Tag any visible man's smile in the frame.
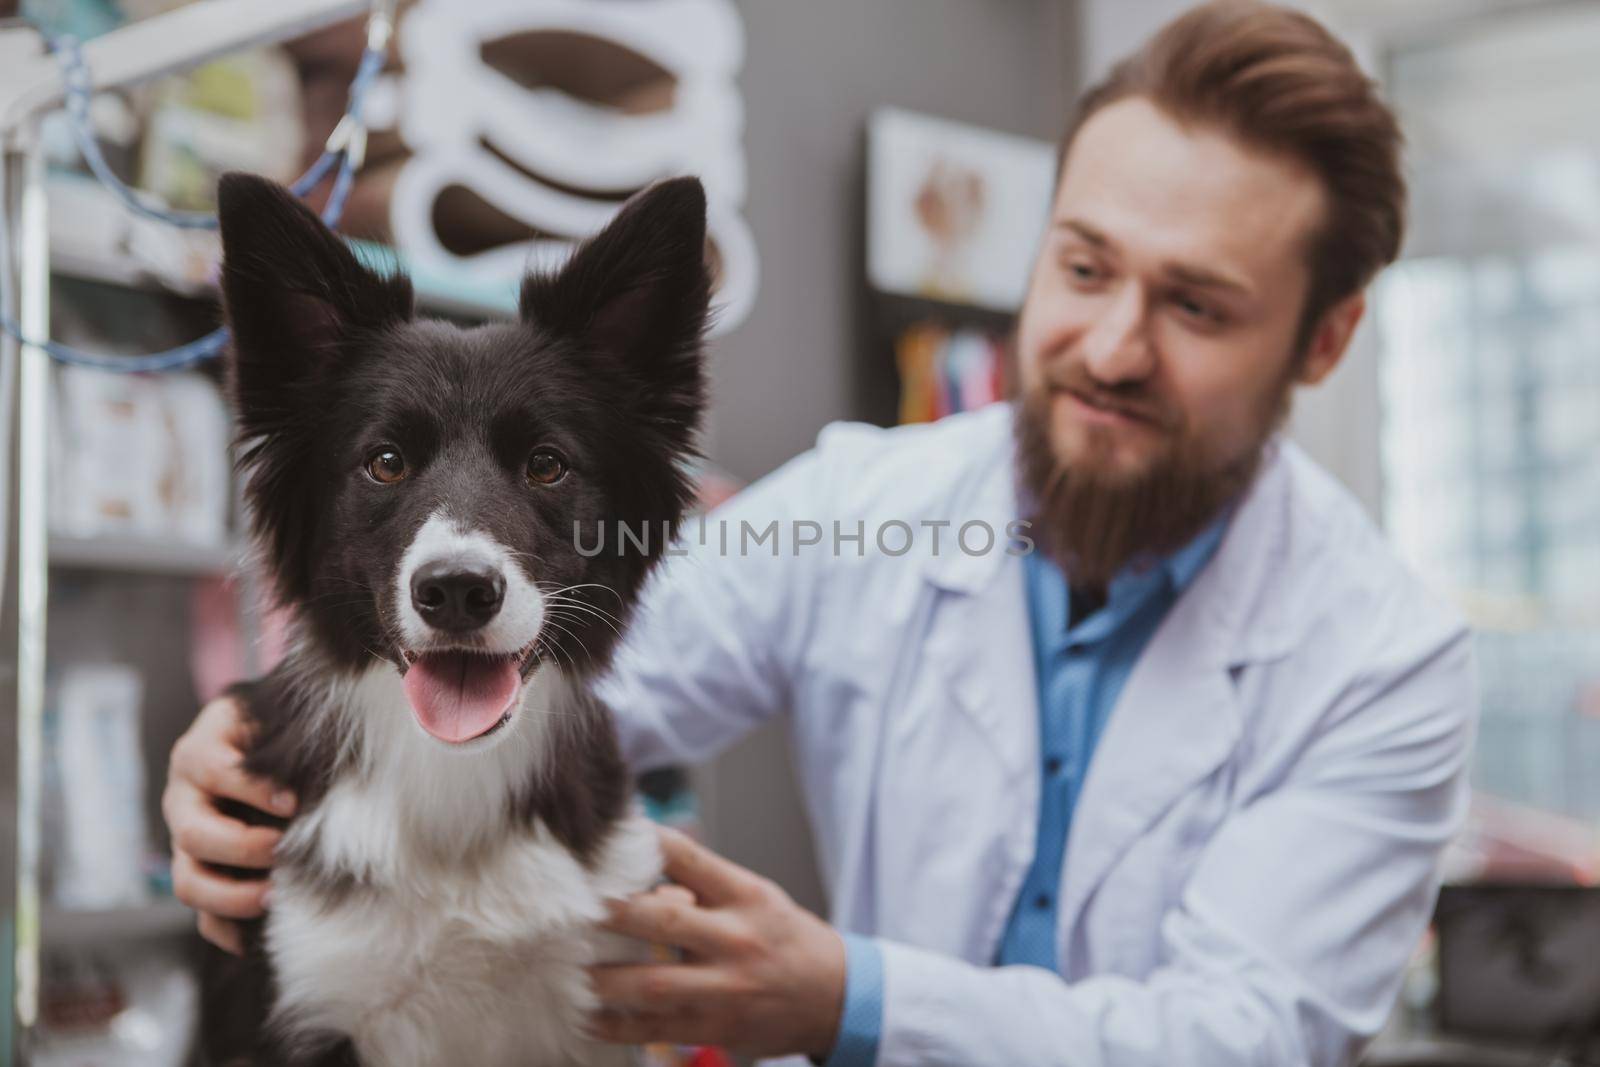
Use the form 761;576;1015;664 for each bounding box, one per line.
1053;386;1163;432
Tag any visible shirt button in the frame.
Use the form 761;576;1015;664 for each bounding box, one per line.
1044;756;1064;776
1033;893;1052;911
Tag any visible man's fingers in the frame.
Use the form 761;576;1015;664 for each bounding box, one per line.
169;794;283;870
656;826;759;906
602;885;734;956
198;912;246;956
172;698;295;818
184;748;294;819
206;696;255;741
587;1007;701;1047
191;695;259;749
171;852;271;920
589;962;734;1012
651;884;697;909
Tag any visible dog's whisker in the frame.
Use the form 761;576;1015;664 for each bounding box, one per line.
544;582;624;605
542;599;625;636
542;592;623;620
538;618;595;664
508;548;550;571
532;633;576;673
539;588;628;633
543;607;620;641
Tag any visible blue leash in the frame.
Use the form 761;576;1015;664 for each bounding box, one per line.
0;10;389;372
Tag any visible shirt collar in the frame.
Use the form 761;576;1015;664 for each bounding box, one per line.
1160;507;1233;593
1026;505;1235;644
1102;506;1233;611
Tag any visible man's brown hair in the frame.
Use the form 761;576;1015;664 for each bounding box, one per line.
1064;0;1405;353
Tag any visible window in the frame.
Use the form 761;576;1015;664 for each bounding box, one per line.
1376;4;1600;841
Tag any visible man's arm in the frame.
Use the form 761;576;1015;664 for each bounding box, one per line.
834;622;1474;1066
591;620;1475;1066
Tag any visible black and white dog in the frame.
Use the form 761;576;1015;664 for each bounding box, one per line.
201;172;711;1066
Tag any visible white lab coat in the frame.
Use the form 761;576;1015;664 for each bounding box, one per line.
597;401;1476;1067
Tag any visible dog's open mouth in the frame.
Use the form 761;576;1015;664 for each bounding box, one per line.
399;646;538;744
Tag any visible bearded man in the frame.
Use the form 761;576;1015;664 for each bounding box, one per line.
163;3;1475;1064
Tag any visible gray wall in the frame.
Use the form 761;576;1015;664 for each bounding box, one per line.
705;0;1077;482
693;0;1079;914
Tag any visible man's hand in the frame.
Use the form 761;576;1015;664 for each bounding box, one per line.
162;695;295;955
589;826;847;1060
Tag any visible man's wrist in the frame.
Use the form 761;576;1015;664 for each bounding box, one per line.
816;933;884;1067
803;926;847;1061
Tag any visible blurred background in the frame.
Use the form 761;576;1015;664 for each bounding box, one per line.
1;0;1598;1063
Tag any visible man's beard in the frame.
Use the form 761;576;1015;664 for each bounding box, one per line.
1012;363;1291;590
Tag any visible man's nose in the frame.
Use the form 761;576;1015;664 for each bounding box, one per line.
411;562;506;632
1080;283;1155;385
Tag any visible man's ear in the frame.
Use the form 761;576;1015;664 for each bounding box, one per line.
1297;291;1366;386
217;172;413;429
519;177;711;434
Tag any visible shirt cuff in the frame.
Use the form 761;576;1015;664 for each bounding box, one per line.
822;933;884;1067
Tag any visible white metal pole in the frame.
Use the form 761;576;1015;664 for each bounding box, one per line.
10;135;46;1046
0;123;47;1065
0;144;18;1067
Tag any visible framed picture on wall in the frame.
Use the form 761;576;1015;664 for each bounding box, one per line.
866;107;1057;313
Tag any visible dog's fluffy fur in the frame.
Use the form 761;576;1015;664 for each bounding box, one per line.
199;172;711;1066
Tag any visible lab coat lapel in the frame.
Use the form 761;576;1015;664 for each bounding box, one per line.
926;551;1042;959
919;437;1040;783
884;417;1039;958
926;553;1039;781
1054;443;1297;949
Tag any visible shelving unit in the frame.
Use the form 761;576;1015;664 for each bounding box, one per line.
47;174;520;324
22;145;543;1067
1;8;348;1059
51;234;519;323
47;535;243;578
12;217;512;1066
868;290;1016;343
41;899;196;950
28;200;525;1042
861;287;1016;429
4;6;716;1063
13;116;523;1067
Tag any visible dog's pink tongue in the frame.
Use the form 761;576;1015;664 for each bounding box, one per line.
403;652;520;743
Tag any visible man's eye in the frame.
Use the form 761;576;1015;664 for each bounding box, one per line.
1065;260;1103;284
1174;294;1224;325
366;448;408;484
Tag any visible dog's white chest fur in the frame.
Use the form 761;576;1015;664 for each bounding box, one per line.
265;666;658;1067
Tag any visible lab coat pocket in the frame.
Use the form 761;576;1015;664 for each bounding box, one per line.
1097;777;1233;970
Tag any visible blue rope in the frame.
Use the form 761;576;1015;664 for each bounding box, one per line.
0;25;387;372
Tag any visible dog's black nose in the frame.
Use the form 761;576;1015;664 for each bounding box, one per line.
411;563;505;631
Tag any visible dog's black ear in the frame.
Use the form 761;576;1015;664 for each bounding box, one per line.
217;172;413;420
519;178;710;432
217;173;412;606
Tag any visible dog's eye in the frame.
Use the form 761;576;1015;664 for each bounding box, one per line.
366;449;408;484
526;449;567;486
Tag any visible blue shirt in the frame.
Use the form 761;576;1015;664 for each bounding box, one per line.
823;516;1229;1067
